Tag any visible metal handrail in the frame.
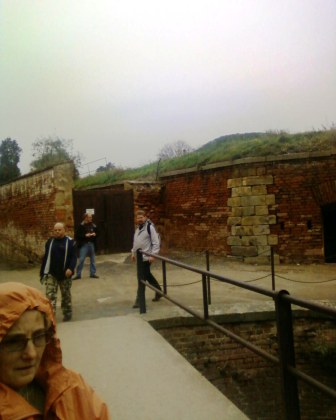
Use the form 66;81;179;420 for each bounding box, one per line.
137;251;336;419
146;252;335;317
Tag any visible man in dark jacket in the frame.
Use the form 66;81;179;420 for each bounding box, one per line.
73;212;99;279
40;222;77;321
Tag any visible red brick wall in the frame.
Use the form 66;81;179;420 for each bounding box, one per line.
154;316;336;420
160;153;336;263
0;162;75;264
129;181;165;249
269;158;336;262
162;170;231;255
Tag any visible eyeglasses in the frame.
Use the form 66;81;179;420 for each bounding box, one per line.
0;331;51;353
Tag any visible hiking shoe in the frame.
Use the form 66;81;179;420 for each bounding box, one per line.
90;274;99;279
63;314;72;322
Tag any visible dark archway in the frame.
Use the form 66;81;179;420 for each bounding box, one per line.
322;202;336;262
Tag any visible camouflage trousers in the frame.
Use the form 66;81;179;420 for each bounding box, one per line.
45;275;72;317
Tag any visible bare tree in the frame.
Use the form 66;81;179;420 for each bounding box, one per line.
30;136;82;172
158;140;193;160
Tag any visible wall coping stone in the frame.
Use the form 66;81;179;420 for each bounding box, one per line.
0;160;73;187
160;150;336;179
148;303;333;330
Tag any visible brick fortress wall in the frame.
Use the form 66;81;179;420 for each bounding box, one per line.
0;162;75;264
160;152;336;263
2;152;336;264
123;181;165;250
152;314;336;420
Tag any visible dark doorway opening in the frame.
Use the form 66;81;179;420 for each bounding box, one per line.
73;189;134;254
322;202;336;262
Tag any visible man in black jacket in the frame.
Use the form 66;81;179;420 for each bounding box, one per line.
73;213;99;279
40;222;77;321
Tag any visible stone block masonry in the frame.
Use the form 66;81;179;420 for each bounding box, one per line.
227;175;277;261
160;151;336;263
2;151;336;264
0;162;75;264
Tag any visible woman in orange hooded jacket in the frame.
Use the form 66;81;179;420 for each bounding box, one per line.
0;282;110;419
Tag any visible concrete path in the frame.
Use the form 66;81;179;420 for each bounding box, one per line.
58;315;248;420
2;252;335;419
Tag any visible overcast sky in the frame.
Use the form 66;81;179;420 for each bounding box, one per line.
1;0;335;175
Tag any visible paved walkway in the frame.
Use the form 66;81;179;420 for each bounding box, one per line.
63;253;336;323
58;316;247;419
58;254;335;419
1;253;336;419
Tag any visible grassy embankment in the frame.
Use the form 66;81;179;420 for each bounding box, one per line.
75;129;336;189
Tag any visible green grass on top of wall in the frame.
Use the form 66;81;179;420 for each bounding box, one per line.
74;129;336;189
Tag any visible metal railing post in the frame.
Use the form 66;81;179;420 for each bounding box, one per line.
275;290;300;419
162;260;167;294
205;250;212;304
271;247;276;291
202;273;209;319
140;250;336;411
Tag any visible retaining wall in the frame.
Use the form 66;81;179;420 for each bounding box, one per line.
152;313;336;420
160;151;336;263
2;151;336;265
0;162;75;264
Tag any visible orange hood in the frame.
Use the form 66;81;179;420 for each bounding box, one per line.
0;282;63;383
0;282;110;419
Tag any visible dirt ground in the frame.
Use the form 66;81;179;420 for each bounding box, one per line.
1;252;336;324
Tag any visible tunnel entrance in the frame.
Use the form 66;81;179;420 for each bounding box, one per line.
322;202;336;262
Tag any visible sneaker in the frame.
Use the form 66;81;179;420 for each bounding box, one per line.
90;274;99;279
72;275;81;280
63;314;72;322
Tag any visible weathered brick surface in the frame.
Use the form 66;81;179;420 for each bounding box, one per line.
128;181;165;249
160;153;336;263
0;162;75;263
162;171;231;255
2;152;336;264
155;317;336;420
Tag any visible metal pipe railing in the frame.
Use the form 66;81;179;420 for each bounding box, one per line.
137;250;336;418
205;250;212;304
142;281;279;365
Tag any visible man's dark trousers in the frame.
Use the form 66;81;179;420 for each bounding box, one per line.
136;250;162;313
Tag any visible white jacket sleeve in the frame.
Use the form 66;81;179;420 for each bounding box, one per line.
149;224;160;255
